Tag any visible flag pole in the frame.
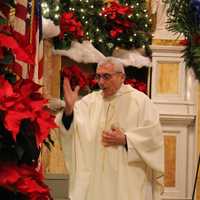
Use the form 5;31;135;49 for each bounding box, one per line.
192;154;200;200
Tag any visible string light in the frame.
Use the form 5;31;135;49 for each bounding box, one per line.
41;2;48;8
55;14;59;19
129;37;133;42
55;5;59;11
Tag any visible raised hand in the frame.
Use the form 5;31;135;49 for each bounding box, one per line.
63;78;80;115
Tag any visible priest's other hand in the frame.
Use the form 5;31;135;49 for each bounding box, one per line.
63;78;80;115
102;128;126;147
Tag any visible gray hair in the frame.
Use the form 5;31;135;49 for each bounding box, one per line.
97;57;125;74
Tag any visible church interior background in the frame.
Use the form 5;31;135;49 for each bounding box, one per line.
0;0;200;199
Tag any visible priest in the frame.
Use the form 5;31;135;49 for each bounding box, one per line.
57;57;164;200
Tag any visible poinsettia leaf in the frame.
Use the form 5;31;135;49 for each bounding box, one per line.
4;110;34;141
14;79;41;97
36;111;57;146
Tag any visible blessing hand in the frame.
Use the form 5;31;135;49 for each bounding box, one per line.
63;78;80;115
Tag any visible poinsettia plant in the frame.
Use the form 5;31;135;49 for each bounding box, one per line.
0;164;52;200
0;3;57;199
101;2;134;39
54;12;84;49
0;74;57;199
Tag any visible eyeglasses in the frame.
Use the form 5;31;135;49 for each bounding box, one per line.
95;72;120;81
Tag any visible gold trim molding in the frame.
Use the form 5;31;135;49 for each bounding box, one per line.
152;39;184;46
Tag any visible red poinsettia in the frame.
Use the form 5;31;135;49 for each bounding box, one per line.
0;33;34;64
125;79;147;94
0;164;52;200
101;2;134;39
0;76;57;146
59;12;84;40
62;65;88;90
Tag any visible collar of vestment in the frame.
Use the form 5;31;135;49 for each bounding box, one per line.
101;84;134;101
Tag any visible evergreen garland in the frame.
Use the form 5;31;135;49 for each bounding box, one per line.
42;0;152;56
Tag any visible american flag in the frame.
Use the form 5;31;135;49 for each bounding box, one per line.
13;0;43;82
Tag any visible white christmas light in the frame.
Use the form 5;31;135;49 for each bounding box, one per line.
55;14;59;19
41;2;48;8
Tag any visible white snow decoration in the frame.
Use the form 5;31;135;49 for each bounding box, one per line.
112;48;151;68
52;40;105;63
42;17;60;39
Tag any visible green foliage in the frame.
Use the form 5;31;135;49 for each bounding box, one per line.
44;0;152;56
164;0;200;80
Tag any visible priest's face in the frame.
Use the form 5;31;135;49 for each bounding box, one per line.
96;63;125;98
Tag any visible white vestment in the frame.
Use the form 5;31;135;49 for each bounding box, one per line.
57;84;164;200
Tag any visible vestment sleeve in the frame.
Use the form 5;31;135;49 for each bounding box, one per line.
125;97;164;198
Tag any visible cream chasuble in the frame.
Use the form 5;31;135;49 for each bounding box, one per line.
57;84;164;200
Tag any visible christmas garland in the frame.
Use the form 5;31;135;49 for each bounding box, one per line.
164;0;200;80
42;0;152;56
